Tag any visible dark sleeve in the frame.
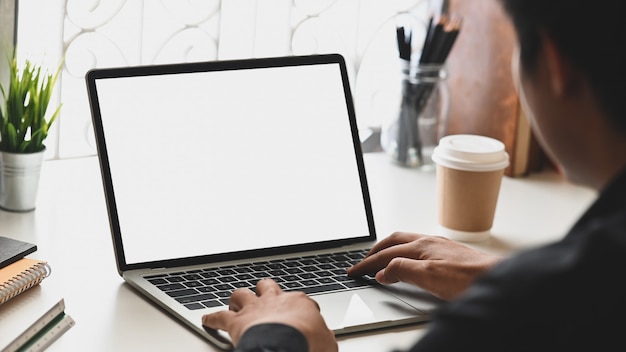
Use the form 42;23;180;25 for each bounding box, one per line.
405;242;597;352
234;323;309;352
403;280;526;350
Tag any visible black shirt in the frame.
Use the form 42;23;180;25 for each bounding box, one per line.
236;168;626;352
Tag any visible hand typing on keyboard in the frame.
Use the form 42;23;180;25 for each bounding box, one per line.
202;279;338;352
347;232;503;301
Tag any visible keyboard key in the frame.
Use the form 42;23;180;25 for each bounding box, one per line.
300;279;319;287
176;293;218;304
145;274;168;279
156;283;186;291
166;276;185;283
184;281;204;288
250;265;270;272
315;271;333;277
217;269;237;276
281;275;300;282
267;263;286;269
183;274;203;280
269;269;287;276
301;266;318;272
234;267;253;273
148;278;168;285
283;282;304;289
184;303;205;310
285;268;304;274
334;276;354;282
283;261;300;268
166;288;198;298
231;282;251;289
214;283;234;291
203;300;222;308
218;276;237;283
235;273;255;280
200;278;220;285
344;280;370;288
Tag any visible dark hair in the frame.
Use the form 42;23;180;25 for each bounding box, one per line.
499;0;626;132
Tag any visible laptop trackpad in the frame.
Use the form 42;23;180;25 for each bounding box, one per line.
311;287;426;333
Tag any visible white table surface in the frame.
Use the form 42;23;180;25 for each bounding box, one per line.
0;153;597;351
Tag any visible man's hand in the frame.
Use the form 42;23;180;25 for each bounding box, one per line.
347;232;503;301
202;279;338;352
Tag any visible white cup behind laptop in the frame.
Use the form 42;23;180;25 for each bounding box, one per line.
431;134;509;242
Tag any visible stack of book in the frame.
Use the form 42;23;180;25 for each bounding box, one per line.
0;236;51;306
1;236;75;352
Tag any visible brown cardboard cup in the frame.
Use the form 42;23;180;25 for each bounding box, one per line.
431;135;509;242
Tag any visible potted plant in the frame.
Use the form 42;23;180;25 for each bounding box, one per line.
0;53;62;211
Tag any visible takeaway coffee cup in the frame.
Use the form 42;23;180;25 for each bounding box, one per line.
431;134;509;242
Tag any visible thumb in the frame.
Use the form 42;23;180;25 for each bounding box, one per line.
377;257;426;286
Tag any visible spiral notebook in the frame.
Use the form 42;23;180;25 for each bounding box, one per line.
0;258;51;306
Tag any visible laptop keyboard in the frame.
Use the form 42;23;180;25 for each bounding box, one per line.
144;248;375;310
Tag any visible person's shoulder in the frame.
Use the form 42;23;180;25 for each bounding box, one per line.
438;223;626;350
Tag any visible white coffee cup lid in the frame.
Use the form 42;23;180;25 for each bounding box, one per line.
431;134;510;172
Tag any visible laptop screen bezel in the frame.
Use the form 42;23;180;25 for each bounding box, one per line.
86;53;376;275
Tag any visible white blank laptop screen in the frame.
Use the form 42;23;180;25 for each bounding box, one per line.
94;62;370;265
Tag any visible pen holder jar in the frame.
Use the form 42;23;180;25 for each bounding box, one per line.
381;63;450;169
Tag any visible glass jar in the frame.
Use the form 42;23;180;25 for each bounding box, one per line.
381;62;450;169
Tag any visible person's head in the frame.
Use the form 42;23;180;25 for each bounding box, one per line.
500;0;626;189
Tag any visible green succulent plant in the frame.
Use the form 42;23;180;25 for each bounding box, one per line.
0;53;62;153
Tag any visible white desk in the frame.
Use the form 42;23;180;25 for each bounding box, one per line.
0;153;596;351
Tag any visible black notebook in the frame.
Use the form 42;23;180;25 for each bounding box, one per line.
0;236;37;269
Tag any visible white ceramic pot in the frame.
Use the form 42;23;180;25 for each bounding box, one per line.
0;149;46;212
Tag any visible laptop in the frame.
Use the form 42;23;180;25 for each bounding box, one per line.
86;53;441;349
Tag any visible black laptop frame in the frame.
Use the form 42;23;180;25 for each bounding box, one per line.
86;53;376;275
